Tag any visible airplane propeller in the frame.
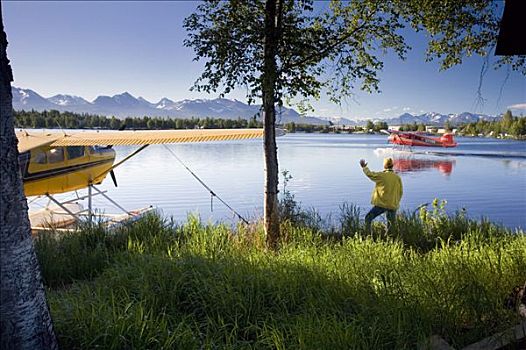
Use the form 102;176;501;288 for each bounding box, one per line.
107;123;125;186
110;170;118;187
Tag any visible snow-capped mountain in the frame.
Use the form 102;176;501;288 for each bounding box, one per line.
92;92;146;108
317;116;357;126
420;112;450;125
12;87;56;110
398;113;420;124
11;86;320;122
89;92;164;116
9;87;235;119
155;98;175;109
379;111;497;126
10;86;500;126
137;97;155;108
449;112;497;124
48;94;90;106
167;98;261;118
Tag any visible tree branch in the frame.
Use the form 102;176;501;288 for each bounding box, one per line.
285;10;374;72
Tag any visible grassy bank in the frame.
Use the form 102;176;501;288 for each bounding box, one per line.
36;204;525;349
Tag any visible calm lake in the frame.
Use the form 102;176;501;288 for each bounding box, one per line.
31;133;526;230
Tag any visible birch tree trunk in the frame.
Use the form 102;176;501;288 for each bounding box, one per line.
0;7;58;349
262;0;280;249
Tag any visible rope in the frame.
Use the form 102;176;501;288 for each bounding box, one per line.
162;144;249;225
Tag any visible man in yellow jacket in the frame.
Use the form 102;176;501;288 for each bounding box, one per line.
360;157;403;232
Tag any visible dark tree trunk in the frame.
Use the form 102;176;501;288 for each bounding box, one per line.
0;5;58;349
262;0;280;249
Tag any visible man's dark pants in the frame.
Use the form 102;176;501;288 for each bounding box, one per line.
365;206;397;232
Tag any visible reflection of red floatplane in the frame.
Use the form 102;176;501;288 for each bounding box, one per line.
385;130;458;148
392;158;455;175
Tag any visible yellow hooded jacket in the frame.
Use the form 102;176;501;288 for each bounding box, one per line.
362;166;403;210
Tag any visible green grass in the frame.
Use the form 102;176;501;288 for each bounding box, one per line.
35;204;526;349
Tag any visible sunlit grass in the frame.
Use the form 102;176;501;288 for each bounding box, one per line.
36;205;526;349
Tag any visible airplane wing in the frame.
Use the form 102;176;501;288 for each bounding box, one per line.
16;131;64;153
50;129;265;146
17;129;266;151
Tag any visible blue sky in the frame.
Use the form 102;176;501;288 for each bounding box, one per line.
3;1;525;119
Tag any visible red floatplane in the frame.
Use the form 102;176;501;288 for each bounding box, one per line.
385;130;458;148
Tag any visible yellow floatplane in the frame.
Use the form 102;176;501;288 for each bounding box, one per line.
16;128;264;232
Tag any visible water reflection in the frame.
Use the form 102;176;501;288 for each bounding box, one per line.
392;157;455;175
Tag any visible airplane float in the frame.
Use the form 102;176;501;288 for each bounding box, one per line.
383;129;458;148
16;128;265;232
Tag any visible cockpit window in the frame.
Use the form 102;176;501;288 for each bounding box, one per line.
19;151;31;177
47;148;65;163
67;146;85;160
89;146;113;154
32;149;47;164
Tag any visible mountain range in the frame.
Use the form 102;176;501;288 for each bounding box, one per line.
12;86;498;126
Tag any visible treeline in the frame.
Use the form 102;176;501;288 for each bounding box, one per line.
13;109;263;130
282;122;332;133
14;109;526;139
456;110;526;138
283;120;388;133
14;109;386;134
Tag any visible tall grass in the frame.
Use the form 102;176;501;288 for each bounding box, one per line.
36;204;526;349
